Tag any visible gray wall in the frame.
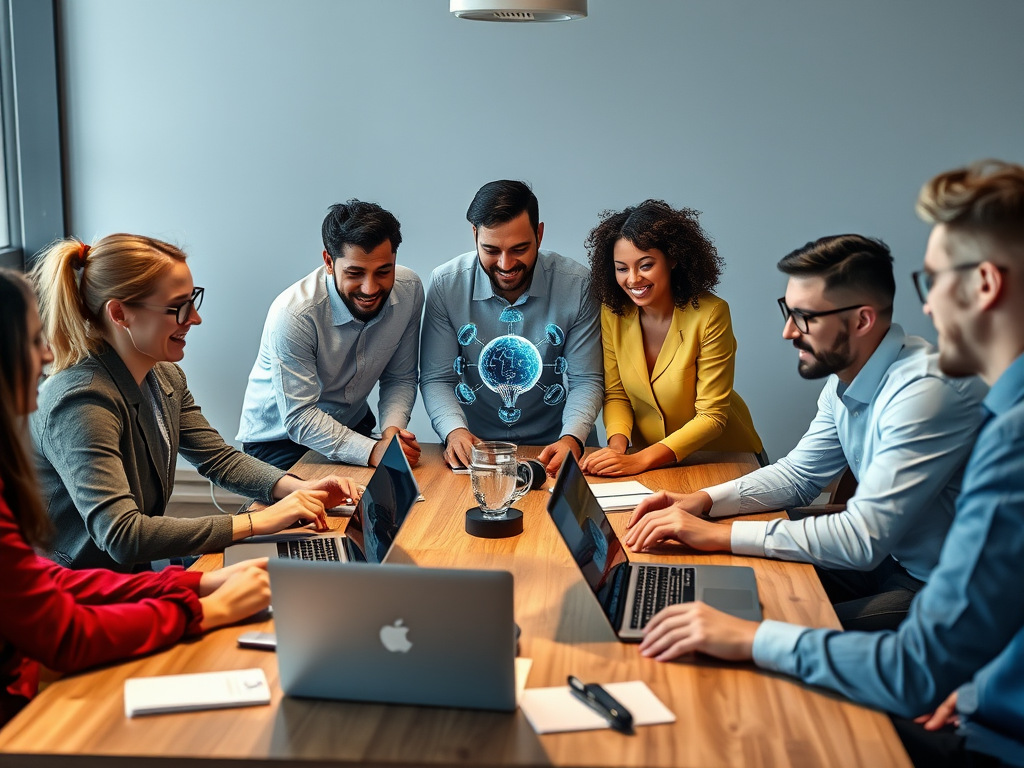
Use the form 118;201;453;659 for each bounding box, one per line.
58;0;1024;461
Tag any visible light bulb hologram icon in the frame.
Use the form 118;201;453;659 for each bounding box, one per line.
453;307;568;425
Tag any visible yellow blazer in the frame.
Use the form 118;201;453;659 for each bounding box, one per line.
601;294;763;460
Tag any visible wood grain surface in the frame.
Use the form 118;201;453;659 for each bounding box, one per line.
0;446;910;768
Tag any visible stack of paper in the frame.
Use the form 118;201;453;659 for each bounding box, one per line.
519;680;675;733
549;480;654;511
124;668;271;718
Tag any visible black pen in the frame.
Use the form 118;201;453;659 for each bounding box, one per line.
567;676;634;734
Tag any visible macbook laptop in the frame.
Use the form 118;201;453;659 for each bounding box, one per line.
224;434;419;567
546;453;762;641
269;560;516;711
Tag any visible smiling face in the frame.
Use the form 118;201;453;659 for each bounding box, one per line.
116;259;202;364
782;276;858;379
612;239;674;312
474;211;543;303
327;240;396;322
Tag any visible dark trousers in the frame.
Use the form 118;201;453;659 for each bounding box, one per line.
243;410;376;471
815;556;925;631
892;718;1002;768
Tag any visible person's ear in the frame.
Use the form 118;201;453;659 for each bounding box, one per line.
535;221;545;249
976;261;1006;311
471;224;478;243
105;299;129;329
852;305;878;337
322;250;333;274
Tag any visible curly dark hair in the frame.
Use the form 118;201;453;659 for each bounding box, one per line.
585;199;723;315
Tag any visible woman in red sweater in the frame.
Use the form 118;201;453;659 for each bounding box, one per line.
0;268;271;726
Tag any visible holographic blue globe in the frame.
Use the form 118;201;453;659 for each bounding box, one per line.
478;334;542;407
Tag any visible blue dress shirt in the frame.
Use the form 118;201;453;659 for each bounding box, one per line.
236;266;423;466
706;325;988;581
752;351;1024;765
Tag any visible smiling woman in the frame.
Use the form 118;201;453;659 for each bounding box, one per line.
26;234;358;573
581;200;764;477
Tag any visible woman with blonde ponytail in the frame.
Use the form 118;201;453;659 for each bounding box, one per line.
0;268;275;727
30;234;361;572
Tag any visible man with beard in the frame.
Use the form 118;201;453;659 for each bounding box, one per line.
419;180;602;476
624;234;987;630
237;200;423;470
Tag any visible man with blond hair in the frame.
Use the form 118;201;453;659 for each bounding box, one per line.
634;161;1024;767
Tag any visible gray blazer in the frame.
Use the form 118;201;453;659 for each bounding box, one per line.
31;347;285;572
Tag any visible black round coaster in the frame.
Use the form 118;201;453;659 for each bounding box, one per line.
465;507;524;538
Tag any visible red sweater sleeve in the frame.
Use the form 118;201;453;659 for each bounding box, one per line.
0;488;204;676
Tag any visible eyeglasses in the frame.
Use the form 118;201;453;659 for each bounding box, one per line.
777;297;865;334
125;286;204;325
911;263;1008;304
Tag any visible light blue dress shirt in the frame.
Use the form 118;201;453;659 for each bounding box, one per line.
706;325;988;581
419;250;603;446
236;266;423;466
752;351;1024;766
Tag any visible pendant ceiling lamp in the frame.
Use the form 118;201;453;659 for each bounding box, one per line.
450;0;588;23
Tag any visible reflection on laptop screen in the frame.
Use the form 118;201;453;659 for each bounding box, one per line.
546;455;630;618
343;437;418;563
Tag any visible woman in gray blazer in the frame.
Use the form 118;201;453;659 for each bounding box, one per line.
30;234;361;572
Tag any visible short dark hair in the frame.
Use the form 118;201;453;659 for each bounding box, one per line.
322;200;402;261
777;234;895;313
586;199;723;315
466;180;539;233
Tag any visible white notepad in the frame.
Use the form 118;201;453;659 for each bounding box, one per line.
124;668;271;718
519;680;674;734
550;480;654;511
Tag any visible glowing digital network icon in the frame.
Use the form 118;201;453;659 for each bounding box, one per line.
453;307;568;426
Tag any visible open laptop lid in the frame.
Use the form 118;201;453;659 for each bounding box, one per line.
343;434;420;563
546;452;631;628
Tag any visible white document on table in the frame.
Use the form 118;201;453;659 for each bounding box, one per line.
124;668;271;718
519;680;674;734
549;480;654;511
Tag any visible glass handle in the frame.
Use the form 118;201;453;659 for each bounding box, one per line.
512;461;533;502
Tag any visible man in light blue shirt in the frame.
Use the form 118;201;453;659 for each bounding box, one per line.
238;201;423;469
625;234;987;631
419;180;603;476
636;161;1024;767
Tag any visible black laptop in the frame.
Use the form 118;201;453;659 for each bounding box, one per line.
546;452;762;641
224;434;419;567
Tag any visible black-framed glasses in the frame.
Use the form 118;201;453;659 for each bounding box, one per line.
777;297;865;334
911;263;1008;304
126;286;204;325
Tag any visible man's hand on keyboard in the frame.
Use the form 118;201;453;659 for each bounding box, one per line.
639;602;758;662
624;501;732;553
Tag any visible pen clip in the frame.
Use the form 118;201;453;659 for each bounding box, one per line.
567;676;634;734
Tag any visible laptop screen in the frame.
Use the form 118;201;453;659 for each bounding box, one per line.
546;453;631;622
343;436;419;564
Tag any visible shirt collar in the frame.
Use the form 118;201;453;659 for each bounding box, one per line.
471;253;546;303
843;323;906;406
326;268;397;328
983;350;1024;417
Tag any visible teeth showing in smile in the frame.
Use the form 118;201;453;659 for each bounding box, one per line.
629;285;652;297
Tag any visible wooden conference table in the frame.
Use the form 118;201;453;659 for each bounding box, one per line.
0;446;911;768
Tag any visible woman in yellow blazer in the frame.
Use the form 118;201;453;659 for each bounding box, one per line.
580;200;764;477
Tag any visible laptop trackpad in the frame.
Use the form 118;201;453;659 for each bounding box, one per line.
702;588;754;611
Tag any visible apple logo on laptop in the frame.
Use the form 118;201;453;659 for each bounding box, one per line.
379;619;412;653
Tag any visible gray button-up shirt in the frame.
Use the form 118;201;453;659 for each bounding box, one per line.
419;250;603;446
237;265;423;465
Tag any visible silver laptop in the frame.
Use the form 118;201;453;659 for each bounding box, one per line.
224;434;419;567
269;560;517;711
546;453;762;641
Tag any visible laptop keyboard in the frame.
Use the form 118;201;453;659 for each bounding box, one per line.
276;538;341;562
630;566;696;629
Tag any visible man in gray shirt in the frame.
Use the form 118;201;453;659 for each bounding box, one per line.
420;180;603;476
238;200;423;469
